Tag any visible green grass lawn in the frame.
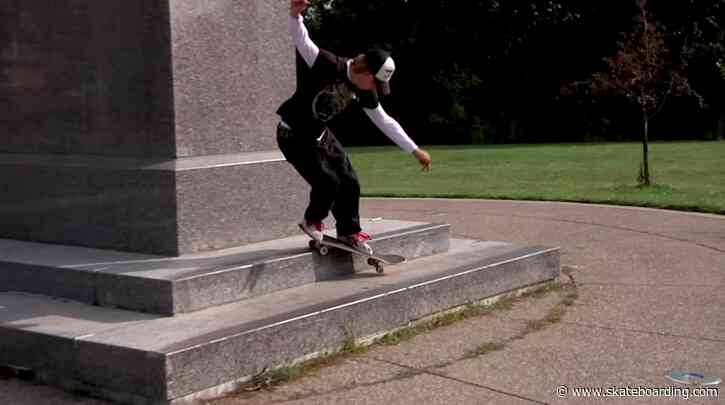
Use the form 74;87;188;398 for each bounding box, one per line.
348;141;725;215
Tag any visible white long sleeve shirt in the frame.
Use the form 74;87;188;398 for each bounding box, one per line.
282;16;419;154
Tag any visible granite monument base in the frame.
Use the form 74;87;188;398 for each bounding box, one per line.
0;151;307;255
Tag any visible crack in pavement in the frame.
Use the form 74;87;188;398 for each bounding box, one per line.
244;284;576;404
577;281;723;288
500;213;725;255
232;283;575;404
416;209;725;253
232;367;426;404
235;359;549;405
369;358;551;404
253;356;551;405
371;204;725;254
494;318;725;345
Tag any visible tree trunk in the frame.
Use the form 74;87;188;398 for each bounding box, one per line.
508;119;520;142
641;111;651;186
718;111;725;141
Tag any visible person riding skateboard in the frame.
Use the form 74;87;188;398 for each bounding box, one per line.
277;0;432;254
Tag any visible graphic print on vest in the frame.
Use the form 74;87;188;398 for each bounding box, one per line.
311;82;357;122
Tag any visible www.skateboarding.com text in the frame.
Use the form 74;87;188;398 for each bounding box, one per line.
556;384;719;400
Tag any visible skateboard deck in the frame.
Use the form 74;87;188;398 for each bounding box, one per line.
319;235;405;264
299;224;405;273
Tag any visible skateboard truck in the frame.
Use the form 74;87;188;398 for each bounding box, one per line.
308;239;390;273
299;225;404;274
308;239;330;256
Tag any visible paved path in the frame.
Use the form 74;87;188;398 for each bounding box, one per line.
2;199;723;404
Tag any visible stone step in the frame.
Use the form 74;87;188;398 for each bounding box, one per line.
0;220;450;315
0;239;559;404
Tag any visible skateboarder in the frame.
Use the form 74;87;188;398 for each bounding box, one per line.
277;0;432;254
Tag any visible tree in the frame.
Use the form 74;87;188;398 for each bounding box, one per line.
648;0;724;139
306;1;721;144
590;0;697;186
306;0;599;144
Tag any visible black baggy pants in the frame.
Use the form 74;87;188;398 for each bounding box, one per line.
276;122;362;236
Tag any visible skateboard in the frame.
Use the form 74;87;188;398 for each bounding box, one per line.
299;225;405;273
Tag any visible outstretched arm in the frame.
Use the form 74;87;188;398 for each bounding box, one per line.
364;105;432;171
289;0;318;68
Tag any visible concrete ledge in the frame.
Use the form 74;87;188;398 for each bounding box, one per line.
0;154;308;255
0;220;450;315
0;151;287;171
0;240;559;403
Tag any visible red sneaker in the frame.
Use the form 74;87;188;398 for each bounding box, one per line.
299;220;325;242
339;232;373;255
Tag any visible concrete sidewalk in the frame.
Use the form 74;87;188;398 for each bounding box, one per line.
2;199;723;404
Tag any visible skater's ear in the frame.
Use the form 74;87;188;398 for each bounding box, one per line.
351;54;369;75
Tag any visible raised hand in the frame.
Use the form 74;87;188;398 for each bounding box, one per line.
291;0;310;18
413;149;432;172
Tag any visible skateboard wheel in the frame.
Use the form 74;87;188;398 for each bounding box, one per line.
375;263;384;274
308;240;318;249
319;246;329;256
367;258;376;266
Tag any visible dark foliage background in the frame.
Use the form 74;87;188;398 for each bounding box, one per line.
304;0;724;145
